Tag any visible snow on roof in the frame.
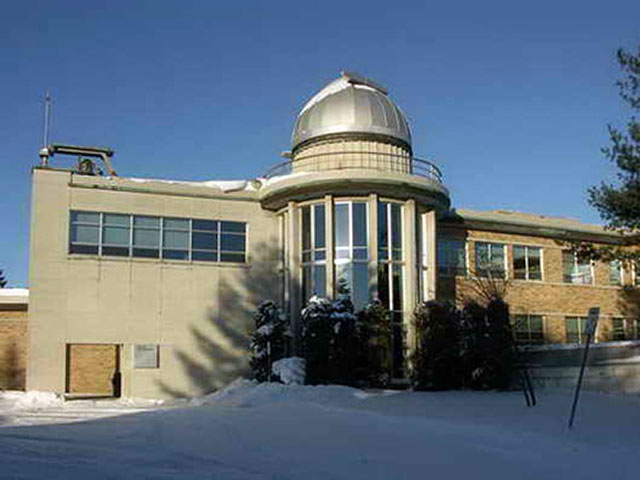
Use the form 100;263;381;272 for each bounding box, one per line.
125;177;255;193
0;288;28;298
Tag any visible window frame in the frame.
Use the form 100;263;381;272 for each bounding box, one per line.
69;210;247;264
436;238;467;277
474;241;507;279
562;251;593;285
511;314;544;345
512;245;543;281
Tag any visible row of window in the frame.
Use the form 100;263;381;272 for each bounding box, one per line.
438;239;632;285
69;211;247;263
511;314;640;345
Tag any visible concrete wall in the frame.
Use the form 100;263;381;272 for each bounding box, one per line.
28;168;281;398
522;341;640;394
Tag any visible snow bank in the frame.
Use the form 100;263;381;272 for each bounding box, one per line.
0;390;64;410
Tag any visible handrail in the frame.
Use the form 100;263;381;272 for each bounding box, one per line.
262;151;443;183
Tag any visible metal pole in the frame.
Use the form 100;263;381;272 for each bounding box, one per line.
568;307;599;430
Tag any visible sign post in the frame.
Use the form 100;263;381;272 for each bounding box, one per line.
568;307;599;430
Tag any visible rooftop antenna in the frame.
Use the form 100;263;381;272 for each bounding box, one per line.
41;91;52;165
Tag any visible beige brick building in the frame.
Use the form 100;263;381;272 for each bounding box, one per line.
25;72;640;398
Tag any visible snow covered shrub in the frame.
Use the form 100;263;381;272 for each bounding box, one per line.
271;357;306;385
356;300;392;387
301;296;333;384
460;299;515;390
301;295;358;385
412;301;463;390
250;301;290;382
329;295;357;385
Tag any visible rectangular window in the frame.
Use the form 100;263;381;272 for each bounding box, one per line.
436;238;466;276
513;246;542;281
69;211;246;264
565;316;588;344
133;215;160;258
632;319;640;340
612;318;626;341
69;211;100;254
301;203;327;302
563;251;592;284
609;260;622;286
511;314;544;345
474;242;505;278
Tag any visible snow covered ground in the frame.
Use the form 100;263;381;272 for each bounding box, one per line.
1;382;639;479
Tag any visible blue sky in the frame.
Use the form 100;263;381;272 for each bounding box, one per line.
1;0;639;286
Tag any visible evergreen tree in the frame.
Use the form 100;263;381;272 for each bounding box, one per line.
0;269;6;288
329;294;357;385
577;40;640;262
412;301;462;390
300;296;333;384
249;301;289;382
356;300;392;388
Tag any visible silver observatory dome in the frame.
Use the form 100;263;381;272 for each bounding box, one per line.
291;72;412;150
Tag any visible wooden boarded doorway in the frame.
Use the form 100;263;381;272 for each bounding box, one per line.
66;344;120;397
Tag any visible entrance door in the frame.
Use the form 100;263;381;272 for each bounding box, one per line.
66;344;120;396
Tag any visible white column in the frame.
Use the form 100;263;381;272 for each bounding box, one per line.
287;201;301;353
423;210;437;302
368;193;378;302
403;199;417;355
324;195;334;299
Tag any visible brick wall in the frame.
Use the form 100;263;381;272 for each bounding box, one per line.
0;310;28;390
437;226;640;345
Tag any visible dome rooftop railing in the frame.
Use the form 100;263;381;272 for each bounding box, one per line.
262;151;444;184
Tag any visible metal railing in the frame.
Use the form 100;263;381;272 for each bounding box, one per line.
262;151;443;183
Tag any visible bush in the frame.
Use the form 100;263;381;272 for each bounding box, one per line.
249;301;290;382
356;300;392;388
412;301;463;390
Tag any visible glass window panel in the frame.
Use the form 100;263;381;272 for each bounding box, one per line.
377;263;390;307
192;251;216;261
566;317;582;343
528;248;542;280
133;248;159;258
302;251;311;262
529;316;543;332
134;216;160;228
103;226;130;245
313;265;326;298
221;234;245;252
391;204;402;249
314;205;325;249
353;263;369;311
378;247;389;261
609;261;622;285
392;264;403;311
73;225;99;244
72;211;99;224
335;248;350;259
70;244;98;255
513;246;527;280
102;246;129;257
103;214;129;226
334;204;349;248
163;249;189;260
163;230;189;249
220;221;245;233
314;250;326;261
563;251;575;282
612;318;625;340
353;248;368;260
302;206;311;252
193;219;217;231
302;265;312;303
192;232;216;250
164;218;189;230
353;202;367;248
133;228;159;247
336;264;352;297
377;202;388;248
220;252;245;263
